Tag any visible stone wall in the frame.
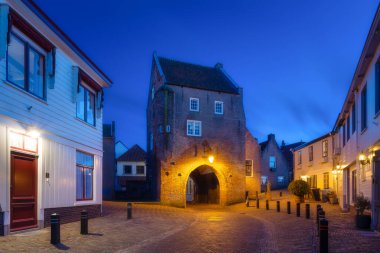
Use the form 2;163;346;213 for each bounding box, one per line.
245;130;261;198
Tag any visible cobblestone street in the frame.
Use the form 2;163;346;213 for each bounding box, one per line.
0;193;380;253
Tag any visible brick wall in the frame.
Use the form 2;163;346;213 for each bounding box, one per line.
245;130;261;198
44;204;101;227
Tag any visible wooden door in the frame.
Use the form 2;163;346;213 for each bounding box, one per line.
10;152;37;231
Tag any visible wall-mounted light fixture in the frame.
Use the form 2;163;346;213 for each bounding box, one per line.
208;155;215;163
359;152;370;166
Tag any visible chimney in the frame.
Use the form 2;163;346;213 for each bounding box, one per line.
214;63;223;68
268;134;275;141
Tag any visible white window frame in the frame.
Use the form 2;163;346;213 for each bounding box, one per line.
189;98;199;112
269;156;276;169
187;120;202;136
215;101;224;115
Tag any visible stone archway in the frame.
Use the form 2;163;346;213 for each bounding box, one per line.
186;165;220;205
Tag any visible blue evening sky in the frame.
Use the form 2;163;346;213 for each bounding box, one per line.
35;0;379;149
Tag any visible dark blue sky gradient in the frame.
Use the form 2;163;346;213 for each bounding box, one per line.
35;0;379;148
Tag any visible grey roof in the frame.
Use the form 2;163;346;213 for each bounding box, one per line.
157;57;239;94
117;145;146;162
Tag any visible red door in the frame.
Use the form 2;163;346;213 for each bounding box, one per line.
10;152;37;231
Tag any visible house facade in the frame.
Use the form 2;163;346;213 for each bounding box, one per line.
259;134;294;190
293;133;334;196
116;144;148;200
103;122;116;200
147;54;257;207
331;5;380;232
0;0;111;234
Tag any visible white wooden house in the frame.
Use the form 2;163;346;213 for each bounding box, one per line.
0;0;111;234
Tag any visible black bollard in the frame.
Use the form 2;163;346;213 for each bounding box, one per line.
287;201;291;214
246;196;250;207
306;204;310;219
256;198;260;209
277;201;280;212
296;203;301;217
127;202;132;219
266;200;269;210
280;191;282;197
319;219;328;253
318;210;325;237
50;213;60;245
316;206;322;224
80;210;88;235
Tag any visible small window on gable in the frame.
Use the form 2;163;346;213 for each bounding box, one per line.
190;98;199;112
124;165;132;175
269;156;276;170
322;140;328;157
215;101;224;115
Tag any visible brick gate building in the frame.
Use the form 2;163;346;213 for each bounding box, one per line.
147;53;259;207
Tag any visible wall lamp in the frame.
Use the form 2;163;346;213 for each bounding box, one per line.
359;152;370;166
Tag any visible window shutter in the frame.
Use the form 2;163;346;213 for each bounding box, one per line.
72;66;79;103
0;4;9;59
47;48;56;89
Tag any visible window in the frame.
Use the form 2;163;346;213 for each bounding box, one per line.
347;116;350;141
322;140;328;157
124;165;132;175
376;62;380;115
187;120;202;136
308;146;313;162
361;84;367;131
151;87;155;100
7;33;45;99
323;172;329;189
298;151;302;165
76;84;95;125
76;151;94;201
189;98;199;112
269;156;276;170
310;175;317;188
277;176;285;184
352;103;356;133
215;101;224;114
261;176;268;185
245;160;253;176
136;165;145;175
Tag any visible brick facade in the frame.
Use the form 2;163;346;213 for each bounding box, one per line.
43;204;101;227
147;56;259;207
245;130;261;198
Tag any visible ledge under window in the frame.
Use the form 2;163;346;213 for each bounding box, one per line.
3;79;48;105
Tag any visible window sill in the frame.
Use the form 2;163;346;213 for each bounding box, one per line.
3;79;48;105
74;200;95;206
75;117;97;129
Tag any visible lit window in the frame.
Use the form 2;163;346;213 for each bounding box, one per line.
322;140;328;157
261;176;268;185
323;172;329;189
187;120;202;136
76;84;95;125
245;160;253;176
76;151;94;201
215;101;224;114
269;156;276;170
308;146;313;161
277;176;285;184
298;151;302;165
124;165;132;175
136;165;145;175
7;33;45;99
189;98;199;112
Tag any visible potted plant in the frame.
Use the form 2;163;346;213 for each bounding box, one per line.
288;180;310;203
354;194;371;229
327;191;338;204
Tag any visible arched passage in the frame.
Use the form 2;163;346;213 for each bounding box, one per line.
186;165;220;204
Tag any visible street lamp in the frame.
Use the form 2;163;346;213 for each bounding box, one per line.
208;155;214;163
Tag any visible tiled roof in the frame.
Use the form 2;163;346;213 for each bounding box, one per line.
117;144;146;162
157;57;239;94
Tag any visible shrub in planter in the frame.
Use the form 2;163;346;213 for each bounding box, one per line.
354;194;371;229
288;180;310;203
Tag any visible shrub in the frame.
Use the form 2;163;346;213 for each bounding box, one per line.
288;180;310;197
354;194;371;215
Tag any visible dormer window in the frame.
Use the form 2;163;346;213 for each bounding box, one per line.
190;98;199;112
215;101;224;114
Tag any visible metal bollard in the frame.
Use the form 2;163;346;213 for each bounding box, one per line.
276;201;280;212
316;206;322;224
127;202;132;219
318;210;325;237
306;204;310;219
319;218;328;253
256;198;260;209
296;203;300;217
80;210;88;235
287;201;291;214
50;213;60;245
266;200;269;210
280;191;282;197
246;196;250;207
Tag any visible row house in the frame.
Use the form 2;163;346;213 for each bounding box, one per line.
293;133;334;197
0;0;111;234
332;5;380;232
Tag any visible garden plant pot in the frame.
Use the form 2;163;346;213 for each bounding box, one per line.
355;214;371;229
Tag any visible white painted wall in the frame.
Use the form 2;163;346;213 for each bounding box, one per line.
116;161;146;176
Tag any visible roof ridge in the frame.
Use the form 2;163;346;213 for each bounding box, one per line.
158;56;217;70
